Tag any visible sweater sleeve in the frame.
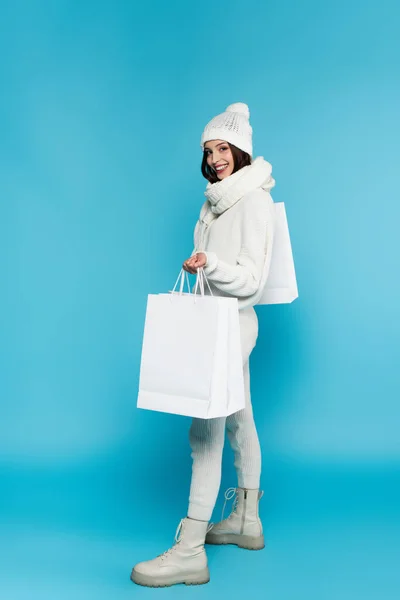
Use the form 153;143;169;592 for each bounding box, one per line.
202;192;273;298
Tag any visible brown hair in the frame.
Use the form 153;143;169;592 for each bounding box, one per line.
201;142;252;184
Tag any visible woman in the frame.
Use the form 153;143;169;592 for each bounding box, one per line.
131;102;276;588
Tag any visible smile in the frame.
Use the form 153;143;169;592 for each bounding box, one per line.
215;164;228;172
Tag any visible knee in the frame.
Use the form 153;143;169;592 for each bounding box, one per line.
189;418;225;453
226;412;255;437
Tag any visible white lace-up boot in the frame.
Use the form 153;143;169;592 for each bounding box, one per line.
131;517;210;588
206;487;265;550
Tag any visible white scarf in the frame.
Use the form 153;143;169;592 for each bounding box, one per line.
194;156;275;250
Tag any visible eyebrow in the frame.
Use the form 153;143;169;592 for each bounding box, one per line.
204;142;227;150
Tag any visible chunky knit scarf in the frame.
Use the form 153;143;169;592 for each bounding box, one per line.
194;156;275;251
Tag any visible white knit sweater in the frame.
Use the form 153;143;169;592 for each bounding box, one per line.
194;157;276;310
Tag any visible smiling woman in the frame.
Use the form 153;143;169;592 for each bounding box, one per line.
131;102;276;588
201;140;252;183
205;140;234;179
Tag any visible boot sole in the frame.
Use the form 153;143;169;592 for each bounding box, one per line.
206;532;265;550
131;566;210;587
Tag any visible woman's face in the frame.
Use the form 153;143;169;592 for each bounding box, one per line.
204;140;234;180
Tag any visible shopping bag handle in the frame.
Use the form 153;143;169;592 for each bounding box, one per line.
194;268;213;298
170;268;213;302
171;269;191;295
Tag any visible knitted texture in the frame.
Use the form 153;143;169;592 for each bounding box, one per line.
187;150;274;521
193;157;276;310
188;308;260;521
200;102;253;156
188;359;261;521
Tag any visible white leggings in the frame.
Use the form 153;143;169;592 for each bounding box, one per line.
187;307;261;521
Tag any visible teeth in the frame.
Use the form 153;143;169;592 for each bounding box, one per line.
216;165;227;171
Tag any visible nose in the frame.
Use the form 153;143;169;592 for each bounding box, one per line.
212;150;221;165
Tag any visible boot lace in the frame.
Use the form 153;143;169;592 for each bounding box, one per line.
158;519;184;561
208;487;238;529
208;488;265;530
221;487;239;522
158;518;212;561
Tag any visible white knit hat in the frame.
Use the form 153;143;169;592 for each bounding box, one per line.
200;102;253;157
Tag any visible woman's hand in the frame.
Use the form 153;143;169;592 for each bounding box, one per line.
183;252;207;274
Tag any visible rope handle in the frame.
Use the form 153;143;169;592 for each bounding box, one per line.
171;268;213;301
171;269;191;295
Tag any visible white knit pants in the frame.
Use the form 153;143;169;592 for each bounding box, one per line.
188;307;261;521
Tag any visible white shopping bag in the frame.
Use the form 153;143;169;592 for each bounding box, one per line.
257;202;299;305
137;270;245;419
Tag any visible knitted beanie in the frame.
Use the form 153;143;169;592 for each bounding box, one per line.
200;102;253;156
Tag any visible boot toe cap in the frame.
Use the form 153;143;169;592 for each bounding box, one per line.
131;559;157;577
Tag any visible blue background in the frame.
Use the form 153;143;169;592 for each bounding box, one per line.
1;0;399;598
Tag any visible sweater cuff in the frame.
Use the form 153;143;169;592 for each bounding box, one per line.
203;251;218;274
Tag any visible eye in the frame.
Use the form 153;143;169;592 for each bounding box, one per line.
220;146;228;151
